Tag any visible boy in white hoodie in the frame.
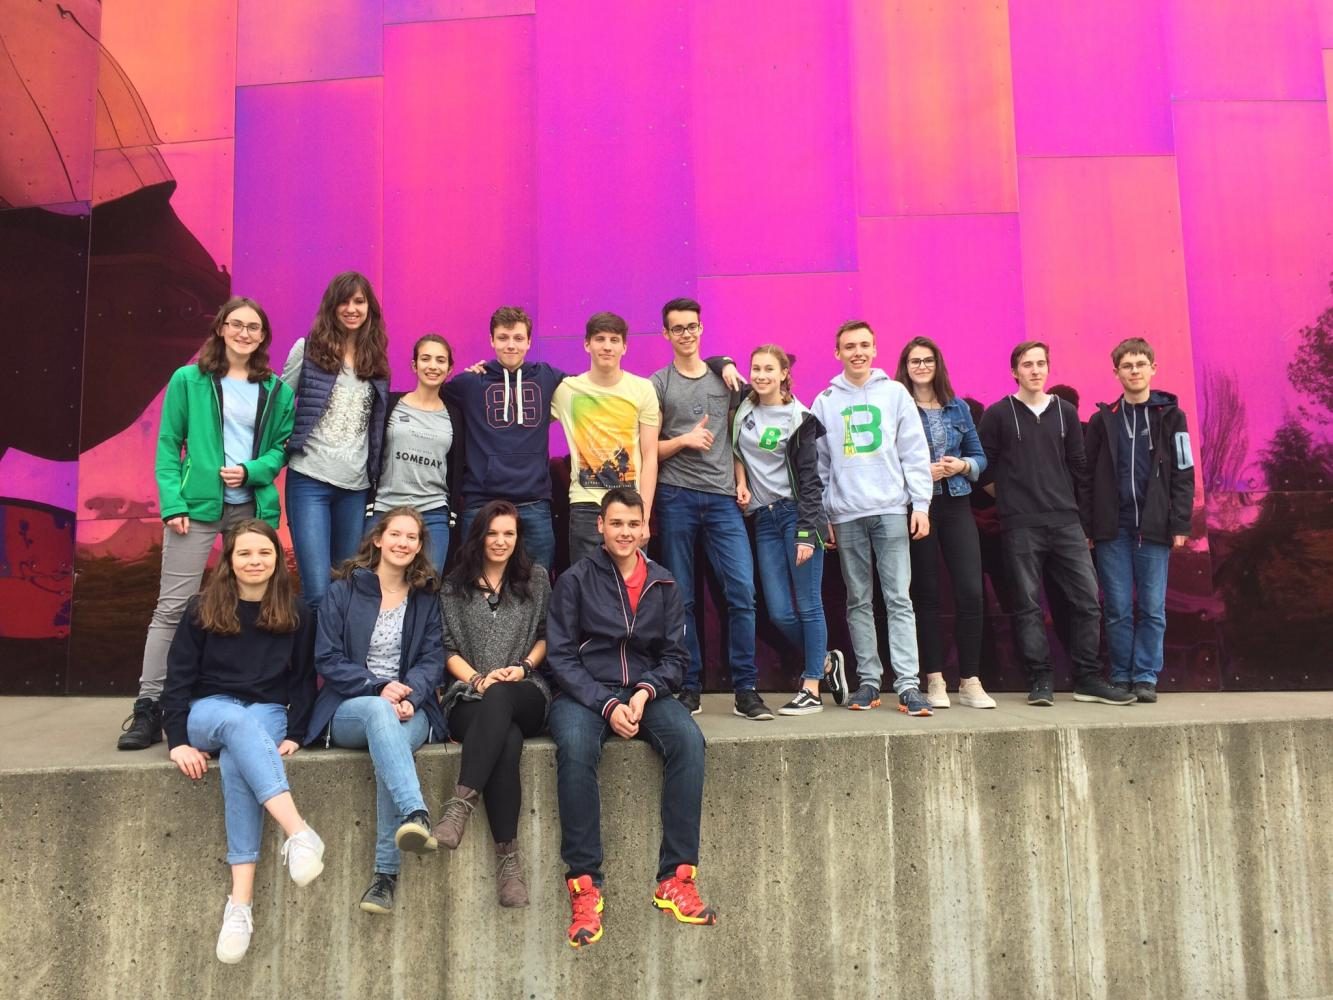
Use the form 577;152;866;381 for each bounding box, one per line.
811;321;935;715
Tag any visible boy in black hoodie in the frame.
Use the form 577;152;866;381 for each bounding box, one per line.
1082;338;1194;703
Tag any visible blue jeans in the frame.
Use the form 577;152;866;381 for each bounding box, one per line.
329;697;429;875
286;468;370;611
186;695;289;865
655;484;758;691
834;513;920;695
753;500;828;681
369;506;450;578
460;499;554;573
547;692;706;884
1095;527;1170;684
1003;523;1102;682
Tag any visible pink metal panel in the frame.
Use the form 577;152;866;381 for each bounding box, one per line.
231;79;384;363
1164;0;1324;100
236;0;382;87
383;17;536;388
385;0;535;22
1008;0;1172;156
690;0;856;273
850;0;1017;216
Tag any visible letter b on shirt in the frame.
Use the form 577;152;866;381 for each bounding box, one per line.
841;404;883;455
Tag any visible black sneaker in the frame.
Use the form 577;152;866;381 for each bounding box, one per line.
1027;679;1054;706
394;810;438;854
117;697;163;750
1072;678;1136;705
1112;680;1133;694
677;689;702;716
777;689;823;716
1133;682;1158;704
359;872;397;914
733;690;775;721
823;650;848;706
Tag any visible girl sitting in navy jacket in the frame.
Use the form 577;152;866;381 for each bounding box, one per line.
305;506;445;915
162;520;322;964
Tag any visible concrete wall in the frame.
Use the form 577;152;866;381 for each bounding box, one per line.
3;717;1330;1000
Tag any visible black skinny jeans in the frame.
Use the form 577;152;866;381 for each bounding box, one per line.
909;491;985;679
447;681;547;843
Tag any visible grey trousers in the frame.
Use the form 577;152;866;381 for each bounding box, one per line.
136;502;255;699
834;511;922;695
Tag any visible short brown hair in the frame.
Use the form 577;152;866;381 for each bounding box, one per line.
585;311;628;343
490;306;532;338
1009;340;1049;372
1111;337;1154;366
197;297;274;382
600;487;645;518
836;320;874;348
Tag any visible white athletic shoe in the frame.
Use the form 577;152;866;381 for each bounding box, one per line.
282;826;325;887
958;677;997;709
925;673;951;709
216;897;254;964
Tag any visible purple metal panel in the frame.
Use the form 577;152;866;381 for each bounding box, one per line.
232;79;384;363
850;0;1018;216
856;214;1027;407
1164;0;1324;100
690;0;856;274
532;0;697;338
1017;156;1198;420
385;0;535;22
236;0;382;87
1008;0;1172;156
1173;101;1333;486
383;18;536;387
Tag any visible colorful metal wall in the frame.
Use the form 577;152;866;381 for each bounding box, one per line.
2;0;1330;694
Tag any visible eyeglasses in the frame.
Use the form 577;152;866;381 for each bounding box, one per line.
907;357;936;369
1118;361;1153;372
225;318;264;335
667;322;701;337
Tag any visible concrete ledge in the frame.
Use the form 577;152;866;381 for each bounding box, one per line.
2;694;1330;1000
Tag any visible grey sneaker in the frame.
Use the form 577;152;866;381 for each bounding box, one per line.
897;687;934;717
216;897;253;964
1133;682;1158;703
395;810;438;854
733;690;775;721
359;872;397;914
495;842;530;908
1073;678;1136;705
847;684;881;711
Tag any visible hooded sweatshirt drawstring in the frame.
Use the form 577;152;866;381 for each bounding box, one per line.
1007;395;1065;444
502;367;525;425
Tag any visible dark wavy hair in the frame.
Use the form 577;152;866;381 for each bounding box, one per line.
196;520;300;635
444;500;537;602
335;507;438;592
894;336;956;405
411;333;454;401
305;271;390;380
197;297;274;382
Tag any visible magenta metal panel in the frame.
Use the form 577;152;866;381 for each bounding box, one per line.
1164;0;1324;100
158;140;234;272
532;0;697;338
383;18;536;387
99;0;236;144
385;0;535;22
236;0;382;87
232;79;384;363
1016;156;1198;420
1008;0;1172;156
1173;101;1333;488
690;0;856;274
850;0;1017;216
855;215;1027;406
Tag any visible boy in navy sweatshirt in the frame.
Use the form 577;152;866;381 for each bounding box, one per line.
1082;338;1194;703
978;341;1135;707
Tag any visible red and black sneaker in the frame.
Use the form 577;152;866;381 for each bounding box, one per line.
652;864;718;925
566;875;604;948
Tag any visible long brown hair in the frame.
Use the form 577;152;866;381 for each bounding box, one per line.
196;520;300;635
746;344;795;405
894;336;956;405
335;506;438;592
197;297;274;382
305;271;390;379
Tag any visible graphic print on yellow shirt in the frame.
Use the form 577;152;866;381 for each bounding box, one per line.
552;373;661;505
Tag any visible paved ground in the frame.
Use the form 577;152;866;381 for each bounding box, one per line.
3;690;1331;772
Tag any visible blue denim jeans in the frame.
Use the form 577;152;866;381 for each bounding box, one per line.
329;696;429;875
186;695;290;865
547;691;706;884
1095;527;1170;683
286;468;370;611
753;500;828;681
368;506;450;578
833;512;921;695
655;484;757;692
460;499;554;573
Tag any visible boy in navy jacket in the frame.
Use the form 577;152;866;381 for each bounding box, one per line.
543;488;716;947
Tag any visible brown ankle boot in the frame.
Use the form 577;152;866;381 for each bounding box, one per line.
494;840;529;908
431;785;479;850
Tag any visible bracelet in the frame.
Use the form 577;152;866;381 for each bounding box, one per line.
468;673;485;691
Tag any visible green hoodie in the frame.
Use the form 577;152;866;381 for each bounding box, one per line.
155;364;295;527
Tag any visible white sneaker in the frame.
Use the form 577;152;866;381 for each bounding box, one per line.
958;677;997;709
925;674;951;709
282;826;325;887
216;897;253;964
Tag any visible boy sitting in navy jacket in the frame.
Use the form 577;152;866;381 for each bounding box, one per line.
543;487;716;948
